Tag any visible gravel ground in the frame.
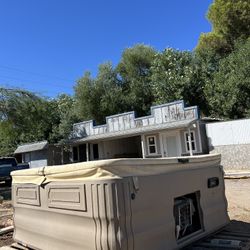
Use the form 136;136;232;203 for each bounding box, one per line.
0;179;250;247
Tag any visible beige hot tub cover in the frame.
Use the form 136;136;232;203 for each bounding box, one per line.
11;154;222;185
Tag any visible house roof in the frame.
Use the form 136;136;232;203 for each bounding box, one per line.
14;141;49;154
70;100;199;144
71;118;197;144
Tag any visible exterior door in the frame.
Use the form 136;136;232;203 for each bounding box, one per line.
163;132;181;157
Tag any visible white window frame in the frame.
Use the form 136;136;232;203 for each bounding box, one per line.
146;135;158;155
184;130;197;153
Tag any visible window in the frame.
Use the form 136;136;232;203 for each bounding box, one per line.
147;136;157;155
184;131;197;152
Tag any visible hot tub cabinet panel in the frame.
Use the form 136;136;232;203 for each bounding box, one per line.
11;155;229;250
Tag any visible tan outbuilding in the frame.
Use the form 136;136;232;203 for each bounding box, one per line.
10;154;229;250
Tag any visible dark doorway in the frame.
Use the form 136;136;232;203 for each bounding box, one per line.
93;144;99;160
73;146;78;162
79;144;87;162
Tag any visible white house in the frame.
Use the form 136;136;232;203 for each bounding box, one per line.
69;100;208;163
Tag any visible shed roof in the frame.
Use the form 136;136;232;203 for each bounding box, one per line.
14;141;48;154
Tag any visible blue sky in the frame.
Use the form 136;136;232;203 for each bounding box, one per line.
0;0;213;97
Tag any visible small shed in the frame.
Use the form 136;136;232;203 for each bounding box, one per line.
14;141;66;168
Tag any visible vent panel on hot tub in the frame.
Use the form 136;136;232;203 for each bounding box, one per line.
47;184;87;212
15;185;40;206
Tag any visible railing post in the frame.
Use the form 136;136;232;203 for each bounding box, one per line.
141;135;146;158
188;128;193;156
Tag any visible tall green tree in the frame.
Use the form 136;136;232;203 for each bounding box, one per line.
150;48;211;115
116;44;156;116
196;0;250;55
0;121;19;156
74;71;94;121
151;48;193;104
0;88;49;141
49;94;78;143
94;63;124;121
205;38;250;118
0;88;50;155
0;88;75;155
74;63;123;124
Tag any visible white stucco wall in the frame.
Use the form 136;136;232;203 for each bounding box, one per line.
206;119;250;147
206;119;250;170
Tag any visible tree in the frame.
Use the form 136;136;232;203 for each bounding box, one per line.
0;120;19;156
116;44;157;117
196;0;250;55
0;88;50;155
94;63;124;121
192;48;225;116
151;48;192;103
150;48;212;114
49;94;78;143
0;88;74;155
74;71;94;121
0;88;49;141
74;63;123;124
196;33;230;56
205;38;250;118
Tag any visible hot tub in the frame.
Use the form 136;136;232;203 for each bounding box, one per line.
11;154;229;250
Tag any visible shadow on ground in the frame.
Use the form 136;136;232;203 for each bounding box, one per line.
226;220;250;233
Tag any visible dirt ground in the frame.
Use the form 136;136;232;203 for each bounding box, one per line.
0;183;14;247
224;178;250;233
0;179;250;247
0;188;14;247
225;179;250;223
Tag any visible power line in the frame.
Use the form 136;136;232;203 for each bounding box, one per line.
0;64;75;82
0;74;73;89
0;83;73;97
